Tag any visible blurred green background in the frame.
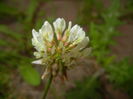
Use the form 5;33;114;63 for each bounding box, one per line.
0;0;133;99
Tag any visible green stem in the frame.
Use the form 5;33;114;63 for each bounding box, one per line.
42;74;53;99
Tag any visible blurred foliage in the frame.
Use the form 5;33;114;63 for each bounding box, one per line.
67;0;133;99
107;58;133;98
0;65;10;99
0;0;133;98
77;0;103;25
66;71;104;99
0;2;23;20
90;0;122;65
0;0;52;98
107;58;133;86
66;78;102;99
125;0;133;13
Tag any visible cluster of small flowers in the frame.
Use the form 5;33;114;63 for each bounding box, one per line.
32;18;91;79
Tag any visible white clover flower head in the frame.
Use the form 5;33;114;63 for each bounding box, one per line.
32;18;91;79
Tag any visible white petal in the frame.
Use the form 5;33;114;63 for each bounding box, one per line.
68;25;81;43
53;18;66;35
75;37;89;51
32;37;46;52
82;48;91;57
33;52;42;58
69;24;85;45
40;21;53;42
63;21;72;37
32;29;46;52
32;59;42;64
70;25;80;33
32;29;39;41
73;28;85;44
68;21;72;31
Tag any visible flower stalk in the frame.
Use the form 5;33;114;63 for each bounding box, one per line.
42;74;53;99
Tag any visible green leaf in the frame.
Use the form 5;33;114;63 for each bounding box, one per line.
19;64;41;86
